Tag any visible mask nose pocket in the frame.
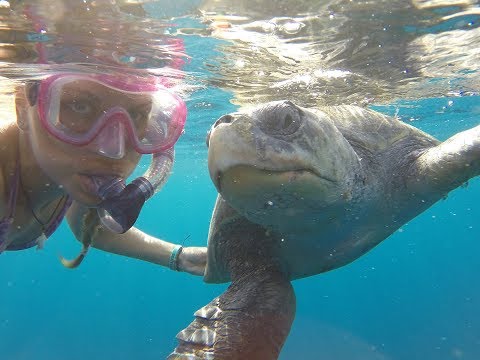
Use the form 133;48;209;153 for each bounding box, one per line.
93;121;126;159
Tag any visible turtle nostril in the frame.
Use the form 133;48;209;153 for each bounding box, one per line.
222;114;234;124
208;113;237;147
213;114;235;128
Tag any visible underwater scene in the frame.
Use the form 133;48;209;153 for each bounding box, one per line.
0;1;479;359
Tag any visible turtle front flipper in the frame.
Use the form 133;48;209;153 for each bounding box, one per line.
168;268;295;360
169;208;296;360
409;124;480;196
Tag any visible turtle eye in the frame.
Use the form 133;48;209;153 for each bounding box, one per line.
260;101;303;136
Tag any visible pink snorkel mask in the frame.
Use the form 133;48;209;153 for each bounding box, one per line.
31;72;187;233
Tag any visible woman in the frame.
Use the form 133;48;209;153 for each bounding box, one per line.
0;71;206;275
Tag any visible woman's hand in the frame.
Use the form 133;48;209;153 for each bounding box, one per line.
177;246;207;276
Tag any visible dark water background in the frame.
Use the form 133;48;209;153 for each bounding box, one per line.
1;1;480;359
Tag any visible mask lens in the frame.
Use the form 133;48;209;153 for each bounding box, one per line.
39;74;185;153
128;100;152;135
58;80;103;135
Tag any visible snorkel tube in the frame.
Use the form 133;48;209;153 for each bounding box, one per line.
94;149;174;233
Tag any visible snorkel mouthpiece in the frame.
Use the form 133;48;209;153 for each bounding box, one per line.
95;149;174;233
97;177;153;233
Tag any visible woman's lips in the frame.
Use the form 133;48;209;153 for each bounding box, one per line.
77;174;99;195
78;174;119;196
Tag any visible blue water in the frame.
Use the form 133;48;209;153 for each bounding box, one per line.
2;93;479;360
1;6;480;360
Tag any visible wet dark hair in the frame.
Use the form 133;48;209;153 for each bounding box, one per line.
25;81;39;107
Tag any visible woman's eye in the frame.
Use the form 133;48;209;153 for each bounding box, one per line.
68;100;92;114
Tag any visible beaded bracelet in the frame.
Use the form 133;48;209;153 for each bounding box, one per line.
168;245;183;271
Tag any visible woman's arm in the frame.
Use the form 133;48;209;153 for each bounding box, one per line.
65;201;207;276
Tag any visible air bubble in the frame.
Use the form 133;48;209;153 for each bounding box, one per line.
282;21;304;35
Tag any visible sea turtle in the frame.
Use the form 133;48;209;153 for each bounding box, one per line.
168;100;480;360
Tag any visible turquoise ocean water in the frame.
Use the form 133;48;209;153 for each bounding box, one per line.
2;85;479;360
1;2;480;360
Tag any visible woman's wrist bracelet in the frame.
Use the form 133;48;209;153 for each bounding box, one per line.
168;244;183;271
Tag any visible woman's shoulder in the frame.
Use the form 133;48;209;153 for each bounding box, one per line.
0;122;19;214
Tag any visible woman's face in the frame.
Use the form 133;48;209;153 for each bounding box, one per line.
22;81;144;206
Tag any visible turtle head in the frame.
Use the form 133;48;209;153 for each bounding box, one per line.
207;100;362;232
